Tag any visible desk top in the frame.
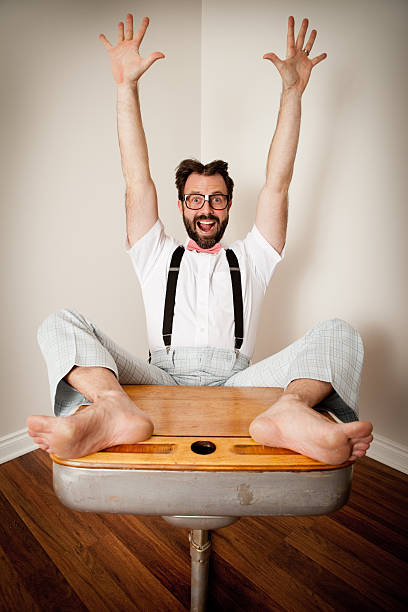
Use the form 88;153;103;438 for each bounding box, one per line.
123;385;284;436
51;386;350;472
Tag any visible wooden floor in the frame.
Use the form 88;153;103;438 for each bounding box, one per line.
0;450;407;611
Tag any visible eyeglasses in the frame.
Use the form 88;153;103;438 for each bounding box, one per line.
183;193;230;210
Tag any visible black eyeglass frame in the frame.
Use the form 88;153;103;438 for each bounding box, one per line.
182;193;231;210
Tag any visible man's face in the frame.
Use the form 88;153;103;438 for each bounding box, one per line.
177;172;232;249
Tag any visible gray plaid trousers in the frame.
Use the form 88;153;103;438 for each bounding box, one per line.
37;309;363;422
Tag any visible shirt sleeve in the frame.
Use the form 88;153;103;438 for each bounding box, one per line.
126;218;176;284
241;224;285;289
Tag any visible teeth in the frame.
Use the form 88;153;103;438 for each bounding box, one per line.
200;221;214;225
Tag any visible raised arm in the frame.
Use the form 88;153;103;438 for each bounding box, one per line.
99;14;165;247
255;17;327;255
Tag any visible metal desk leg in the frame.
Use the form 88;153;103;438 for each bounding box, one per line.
189;529;212;612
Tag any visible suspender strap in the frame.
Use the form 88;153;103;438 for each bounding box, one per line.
225;248;244;351
162;245;185;351
150;244;244;360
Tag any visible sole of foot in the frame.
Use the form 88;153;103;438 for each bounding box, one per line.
249;394;373;465
27;390;154;459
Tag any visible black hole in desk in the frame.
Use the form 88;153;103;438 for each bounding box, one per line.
191;441;216;455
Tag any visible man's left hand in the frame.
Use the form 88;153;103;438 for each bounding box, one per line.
263;16;327;95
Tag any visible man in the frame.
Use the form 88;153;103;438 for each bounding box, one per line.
28;14;373;464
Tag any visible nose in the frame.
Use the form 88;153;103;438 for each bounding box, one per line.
201;199;215;216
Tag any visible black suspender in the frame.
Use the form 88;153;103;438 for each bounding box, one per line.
225;249;244;351
162;245;185;352
148;245;185;363
149;246;244;360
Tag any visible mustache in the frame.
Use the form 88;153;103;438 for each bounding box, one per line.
194;215;218;223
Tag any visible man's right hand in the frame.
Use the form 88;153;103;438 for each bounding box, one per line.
99;14;165;86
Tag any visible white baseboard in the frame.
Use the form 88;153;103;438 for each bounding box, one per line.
0;428;37;464
366;433;408;475
1;429;407;475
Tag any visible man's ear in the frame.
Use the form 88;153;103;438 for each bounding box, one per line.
177;200;183;214
228;198;233;212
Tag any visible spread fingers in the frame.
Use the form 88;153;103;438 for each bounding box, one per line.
286;16;295;56
134;16;150;50
99;33;112;50
118;21;124;43
125;13;134;40
295;17;309;50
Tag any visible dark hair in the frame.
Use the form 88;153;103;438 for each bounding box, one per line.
175;159;234;201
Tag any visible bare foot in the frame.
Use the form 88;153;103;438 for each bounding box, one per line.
27;390;154;459
249;393;373;465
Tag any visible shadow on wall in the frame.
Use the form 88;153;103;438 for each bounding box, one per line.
252;67;359;361
359;324;405;429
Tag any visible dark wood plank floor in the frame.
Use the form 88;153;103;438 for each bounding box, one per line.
0;450;407;611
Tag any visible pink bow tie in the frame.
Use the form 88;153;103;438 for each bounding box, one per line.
187;239;222;254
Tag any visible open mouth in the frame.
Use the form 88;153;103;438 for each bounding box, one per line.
197;220;217;233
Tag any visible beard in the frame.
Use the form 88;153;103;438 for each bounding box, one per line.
182;210;229;249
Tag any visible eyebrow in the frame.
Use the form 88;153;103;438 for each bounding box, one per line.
190;190;224;195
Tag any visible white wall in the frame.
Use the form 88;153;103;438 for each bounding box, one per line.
0;0;201;434
1;0;407;452
202;0;408;446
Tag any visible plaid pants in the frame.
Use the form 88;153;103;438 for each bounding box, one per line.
37;309;363;422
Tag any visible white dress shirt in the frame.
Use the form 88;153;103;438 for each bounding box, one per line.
127;219;283;360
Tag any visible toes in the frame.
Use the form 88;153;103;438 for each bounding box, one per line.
35;436;48;445
349;445;368;460
39;443;51;451
351;441;371;456
33;438;51;451
343;421;373;440
353;441;370;450
249;418;265;443
27;415;44;431
28;428;43;439
249;417;279;445
31;436;50;450
27;415;54;434
349;448;367;460
350;434;373;445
